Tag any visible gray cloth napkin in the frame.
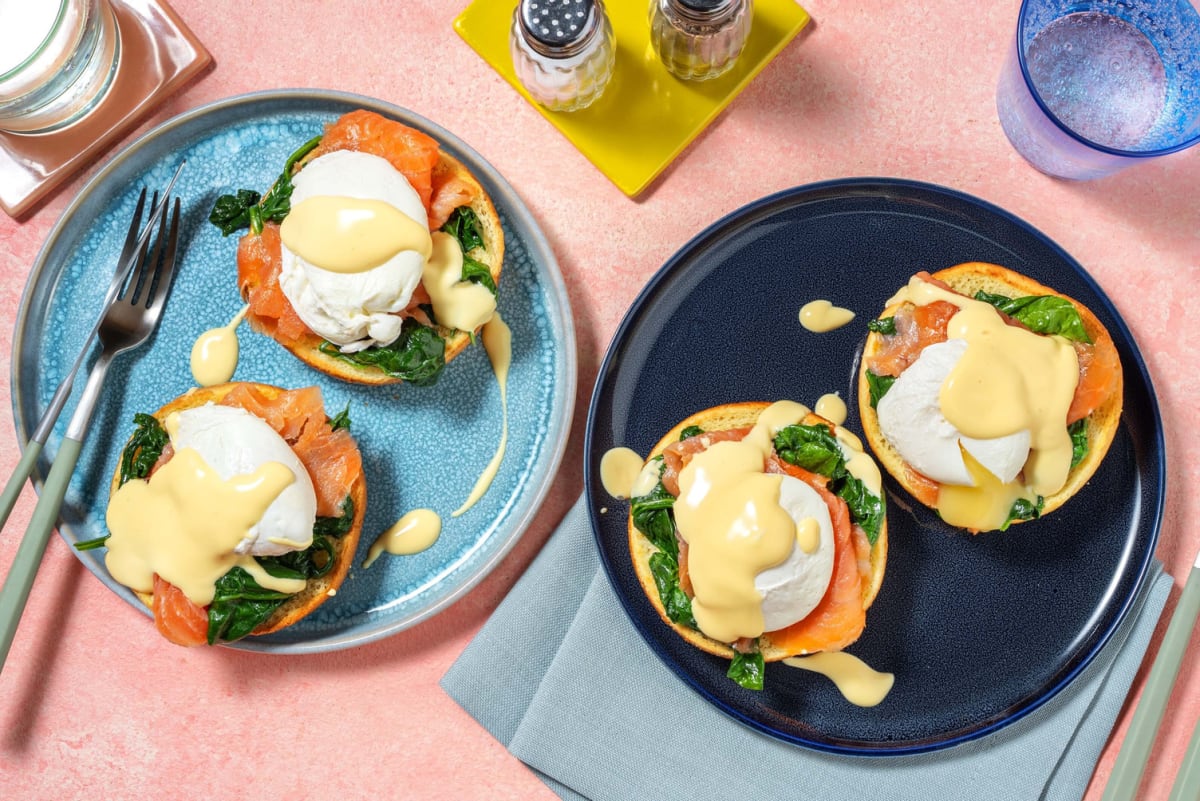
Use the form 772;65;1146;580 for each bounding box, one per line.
441;497;1171;801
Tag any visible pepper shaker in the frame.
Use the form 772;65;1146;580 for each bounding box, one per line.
510;0;616;112
650;0;753;82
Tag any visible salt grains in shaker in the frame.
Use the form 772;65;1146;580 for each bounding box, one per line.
511;0;615;112
650;0;752;81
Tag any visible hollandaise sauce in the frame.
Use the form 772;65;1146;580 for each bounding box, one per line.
815;393;848;426
452;313;511;517
424;232;497;333
363;509;442;569
890;276;1078;530
105;448;306;605
799;300;856;333
280;195;433;272
783;652;894;707
675;400;814;643
190;305;249;387
600;447;645;499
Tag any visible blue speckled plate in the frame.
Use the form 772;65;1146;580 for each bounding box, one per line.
11;90;576;654
584;179;1163;754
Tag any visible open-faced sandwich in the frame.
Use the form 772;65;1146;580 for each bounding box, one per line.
208;109;504;385
857;263;1123;533
91;382;365;646
626;401;888;689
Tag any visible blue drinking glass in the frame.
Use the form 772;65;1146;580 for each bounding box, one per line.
996;0;1200;179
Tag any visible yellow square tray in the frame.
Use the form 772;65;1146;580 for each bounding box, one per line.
454;0;810;197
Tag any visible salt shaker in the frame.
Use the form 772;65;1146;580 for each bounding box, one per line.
650;0;753;82
510;0;616;113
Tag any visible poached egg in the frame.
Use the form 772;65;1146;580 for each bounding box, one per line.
168;404;317;556
876;338;1031;486
755;476;836;632
278;150;428;353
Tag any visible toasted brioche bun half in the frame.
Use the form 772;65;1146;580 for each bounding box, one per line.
112;382;367;637
628;402;888;663
240;144;505;385
856;262;1124;527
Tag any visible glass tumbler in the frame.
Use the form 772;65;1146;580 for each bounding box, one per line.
0;0;121;134
996;0;1200;180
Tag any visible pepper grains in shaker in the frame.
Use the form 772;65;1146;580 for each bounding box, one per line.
650;0;753;82
510;0;616;112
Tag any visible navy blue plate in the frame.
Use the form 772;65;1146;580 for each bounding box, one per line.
12;90;576;653
583;178;1163;754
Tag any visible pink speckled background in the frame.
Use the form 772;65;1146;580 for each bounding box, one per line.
1;1;1197;798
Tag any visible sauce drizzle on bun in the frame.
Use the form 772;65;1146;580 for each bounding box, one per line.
617;401;889;692
857;262;1123;533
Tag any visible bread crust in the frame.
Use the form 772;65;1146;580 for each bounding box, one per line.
856;262;1124;529
241;144;505;385
114;382;367;638
627;402;889;663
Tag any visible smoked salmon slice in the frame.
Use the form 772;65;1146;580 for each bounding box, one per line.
311;110;440;217
764;458;867;654
237;223;311;345
153;574;208;647
218;384;362;518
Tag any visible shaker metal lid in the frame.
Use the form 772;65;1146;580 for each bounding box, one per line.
676;0;731;12
520;0;595;50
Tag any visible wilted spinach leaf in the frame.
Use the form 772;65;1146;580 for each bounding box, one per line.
727;647;765;691
207;134;322;236
868;317;897;335
974;291;1092;344
630;464;676;558
440;206;485;253
649;551;696;628
1001;496;1045;531
773;425;845;479
119;412;168;486
866;371;896;409
319;320;446;385
206;567;293;644
1069;419;1088;469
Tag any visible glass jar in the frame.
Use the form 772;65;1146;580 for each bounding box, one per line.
510;0;616;113
650;0;752;82
0;0;121;133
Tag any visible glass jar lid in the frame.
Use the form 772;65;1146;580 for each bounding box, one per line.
519;0;597;56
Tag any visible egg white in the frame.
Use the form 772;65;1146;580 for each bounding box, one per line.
277;150;429;353
169;404;317;556
755;475;837;632
876;338;1031;486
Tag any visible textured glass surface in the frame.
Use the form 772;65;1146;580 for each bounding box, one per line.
510;2;615;112
650;0;752;81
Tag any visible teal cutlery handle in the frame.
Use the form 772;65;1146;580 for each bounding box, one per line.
1168;711;1200;801
0;436;84;671
0;443;45;532
1102;568;1200;801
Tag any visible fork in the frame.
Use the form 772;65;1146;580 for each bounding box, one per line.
0;195;183;671
0;164;183;534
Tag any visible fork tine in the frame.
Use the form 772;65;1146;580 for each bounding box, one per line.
145;197;181;317
122;191;158;303
118;188;147;269
129;193;169;306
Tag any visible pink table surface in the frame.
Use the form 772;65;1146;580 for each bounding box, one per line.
1;1;1197;798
